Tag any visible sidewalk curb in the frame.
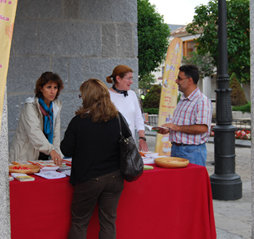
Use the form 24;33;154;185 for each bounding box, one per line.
208;137;251;148
145;131;251;148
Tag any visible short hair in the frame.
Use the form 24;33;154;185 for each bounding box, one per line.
76;79;118;122
106;65;133;84
35;72;64;99
179;65;199;84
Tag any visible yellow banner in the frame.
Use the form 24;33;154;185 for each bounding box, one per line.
0;0;17;131
155;38;183;156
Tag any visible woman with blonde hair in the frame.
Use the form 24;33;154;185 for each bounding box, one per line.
106;65;148;152
61;79;130;239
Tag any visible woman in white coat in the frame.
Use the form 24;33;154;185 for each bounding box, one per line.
9;72;64;165
106;65;148;152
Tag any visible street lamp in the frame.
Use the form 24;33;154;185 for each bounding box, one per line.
210;0;242;200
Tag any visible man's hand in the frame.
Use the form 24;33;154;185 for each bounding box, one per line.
162;123;208;134
162;123;180;131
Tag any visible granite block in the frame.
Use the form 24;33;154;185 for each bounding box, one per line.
63;0;80;19
38;21;101;57
12;19;39;55
79;0;137;23
15;0;63;19
7;56;51;92
102;24;117;57
116;24;135;57
59;93;81;129
51;57;70;87
7;94;31;132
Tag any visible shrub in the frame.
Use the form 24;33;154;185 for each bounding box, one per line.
232;102;250;113
143;108;159;114
230;73;248;106
143;85;161;108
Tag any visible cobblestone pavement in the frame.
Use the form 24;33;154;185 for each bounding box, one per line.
146;135;251;239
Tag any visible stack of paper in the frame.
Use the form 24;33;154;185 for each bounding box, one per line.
35;171;66;179
11;173;35;181
62;158;72;166
28;160;59;171
141;152;167;164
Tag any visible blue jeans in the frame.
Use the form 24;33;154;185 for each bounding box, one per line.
171;143;207;166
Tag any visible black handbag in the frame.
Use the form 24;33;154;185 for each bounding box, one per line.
117;113;144;182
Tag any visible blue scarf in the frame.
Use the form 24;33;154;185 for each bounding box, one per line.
39;98;54;144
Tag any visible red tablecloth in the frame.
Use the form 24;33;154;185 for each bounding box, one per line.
10;164;216;239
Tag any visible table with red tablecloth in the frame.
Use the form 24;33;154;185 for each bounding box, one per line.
10;163;216;239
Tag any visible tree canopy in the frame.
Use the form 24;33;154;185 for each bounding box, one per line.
186;0;250;82
138;0;170;80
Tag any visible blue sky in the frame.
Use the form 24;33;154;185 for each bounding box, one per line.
149;0;210;25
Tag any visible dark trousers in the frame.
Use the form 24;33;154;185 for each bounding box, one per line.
68;170;124;239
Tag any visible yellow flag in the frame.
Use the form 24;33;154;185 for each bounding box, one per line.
0;0;18;131
155;38;183;156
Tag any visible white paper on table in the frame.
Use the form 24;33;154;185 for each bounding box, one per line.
142;153;167;165
40;166;59;172
35;171;66;179
62;170;71;176
142;157;155;164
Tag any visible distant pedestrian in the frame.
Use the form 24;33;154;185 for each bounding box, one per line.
158;65;212;166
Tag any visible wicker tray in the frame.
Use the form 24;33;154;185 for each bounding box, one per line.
154;157;189;168
9;162;40;174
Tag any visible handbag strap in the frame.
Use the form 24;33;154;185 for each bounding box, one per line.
117;112;132;138
117;113;123;138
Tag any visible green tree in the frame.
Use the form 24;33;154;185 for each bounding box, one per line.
186;0;250;82
138;0;170;80
139;73;156;90
183;51;215;79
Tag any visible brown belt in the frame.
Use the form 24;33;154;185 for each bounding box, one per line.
172;142;191;146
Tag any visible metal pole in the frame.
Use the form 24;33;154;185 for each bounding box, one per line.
210;0;242;200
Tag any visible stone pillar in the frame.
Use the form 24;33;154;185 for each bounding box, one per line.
7;0;138;141
0;89;10;238
4;0;138;236
251;0;254;236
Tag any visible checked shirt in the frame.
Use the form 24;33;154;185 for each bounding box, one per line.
169;88;212;145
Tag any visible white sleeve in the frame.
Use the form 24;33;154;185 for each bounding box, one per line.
132;92;145;132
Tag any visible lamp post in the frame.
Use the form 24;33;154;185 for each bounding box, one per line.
210;0;242;200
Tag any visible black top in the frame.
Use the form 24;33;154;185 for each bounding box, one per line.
60;113;131;185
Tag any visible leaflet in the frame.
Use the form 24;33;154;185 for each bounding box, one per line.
35;171;66;179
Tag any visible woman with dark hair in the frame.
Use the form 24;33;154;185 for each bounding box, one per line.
9;72;64;165
61;79;130;239
106;65;148;152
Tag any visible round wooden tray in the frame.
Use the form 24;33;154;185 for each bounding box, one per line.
154;157;189;168
9;163;40;174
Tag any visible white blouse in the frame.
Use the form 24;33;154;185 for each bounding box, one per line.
109;90;145;138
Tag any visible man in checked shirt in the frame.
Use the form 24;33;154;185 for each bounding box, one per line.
158;65;212;166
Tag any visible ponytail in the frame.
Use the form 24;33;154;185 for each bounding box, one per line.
106;75;113;83
107;65;133;85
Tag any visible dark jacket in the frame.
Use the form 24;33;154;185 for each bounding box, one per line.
60;113;130;185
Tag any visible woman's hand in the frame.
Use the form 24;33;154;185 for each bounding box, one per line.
50;150;62;166
138;130;148;152
139;137;148;152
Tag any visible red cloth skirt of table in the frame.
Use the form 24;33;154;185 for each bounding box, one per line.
10;164;216;239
